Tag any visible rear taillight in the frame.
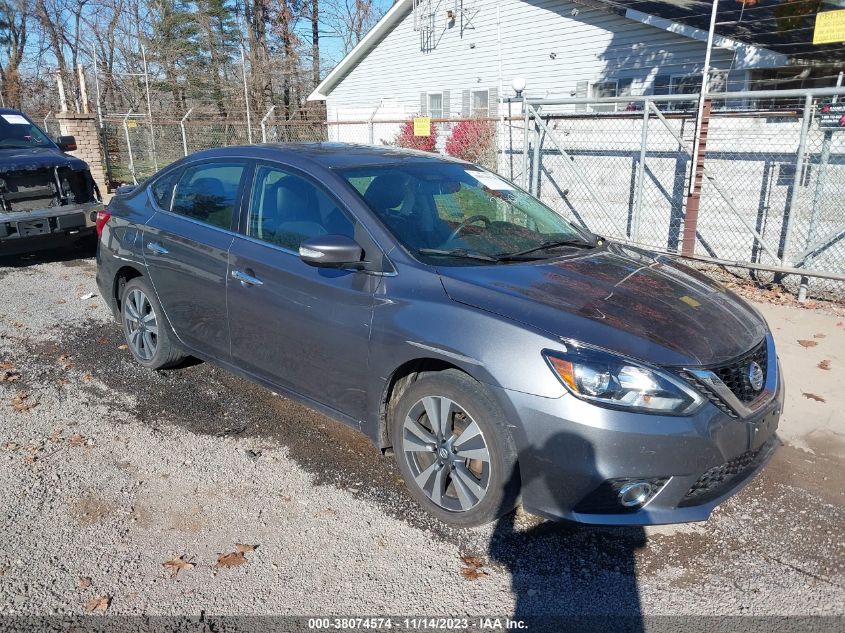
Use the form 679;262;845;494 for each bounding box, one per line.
95;210;112;236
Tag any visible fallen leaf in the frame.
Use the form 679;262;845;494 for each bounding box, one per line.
79;576;92;588
0;361;15;370
10;391;36;412
85;595;111;612
802;392;826;403
95;337;108;345
461;567;488;580
0;369;20;382
813;333;826;339
797;339;818;348
460;554;488;580
235;543;258;553
83;373;93;381
1;442;19;451
68;433;87;447
117;344;128;351
214;551;247;569
56;299;67;305
11;321;24;328
163;556;195;579
57;377;70;386
818;360;831;370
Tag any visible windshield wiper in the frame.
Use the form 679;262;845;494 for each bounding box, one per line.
496;238;596;260
417;248;501;263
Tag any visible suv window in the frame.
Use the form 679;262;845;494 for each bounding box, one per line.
247;164;353;250
150;168;182;210
171;162;245;230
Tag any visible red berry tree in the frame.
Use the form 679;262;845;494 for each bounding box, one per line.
445;119;497;169
394;119;437;152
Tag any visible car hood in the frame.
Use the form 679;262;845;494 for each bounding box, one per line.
0;146;88;173
437;243;767;367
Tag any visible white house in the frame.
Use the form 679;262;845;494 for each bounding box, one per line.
308;0;795;123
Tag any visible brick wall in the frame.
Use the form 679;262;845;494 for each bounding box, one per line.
55;112;107;194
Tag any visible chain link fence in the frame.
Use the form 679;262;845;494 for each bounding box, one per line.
96;88;845;299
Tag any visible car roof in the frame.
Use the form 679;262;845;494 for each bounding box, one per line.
182;142;472;170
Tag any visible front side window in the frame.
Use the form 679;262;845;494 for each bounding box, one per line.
0;113;53;149
247;164;354;250
338;162;589;265
171;162;245;230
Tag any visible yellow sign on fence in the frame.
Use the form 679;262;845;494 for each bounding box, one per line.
127;119;137;129
813;9;845;45
413;117;431;136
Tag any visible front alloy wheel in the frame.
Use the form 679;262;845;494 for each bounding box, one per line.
402;395;491;512
392;369;519;527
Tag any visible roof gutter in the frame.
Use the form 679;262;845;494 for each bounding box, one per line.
308;0;414;101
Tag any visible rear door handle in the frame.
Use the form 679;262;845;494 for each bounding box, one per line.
147;241;169;255
231;269;264;287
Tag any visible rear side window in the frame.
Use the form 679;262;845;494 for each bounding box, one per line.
149;169;181;210
171;162;246;230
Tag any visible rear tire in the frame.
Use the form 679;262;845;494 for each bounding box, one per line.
120;277;186;370
391;369;519;527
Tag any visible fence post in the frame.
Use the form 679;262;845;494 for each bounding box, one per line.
122;109;137;185
782;93;813;266
43;111;53;135
530;110;542;196
180;108;194;157
260;105;276;144
241;45;253;144
632;100;649;241
522;98;530;189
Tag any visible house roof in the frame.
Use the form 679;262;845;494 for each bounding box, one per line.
308;0;822;101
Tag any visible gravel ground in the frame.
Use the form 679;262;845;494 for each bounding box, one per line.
0;244;843;624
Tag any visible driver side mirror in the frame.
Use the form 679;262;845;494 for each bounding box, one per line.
56;136;77;152
299;235;365;268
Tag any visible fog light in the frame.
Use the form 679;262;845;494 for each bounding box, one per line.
618;481;653;507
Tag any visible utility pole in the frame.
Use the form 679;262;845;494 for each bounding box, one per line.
682;0;719;256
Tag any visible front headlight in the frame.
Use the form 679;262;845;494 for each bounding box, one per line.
543;343;704;415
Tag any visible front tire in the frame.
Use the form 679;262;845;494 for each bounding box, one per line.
120;277;185;370
391;369;519;527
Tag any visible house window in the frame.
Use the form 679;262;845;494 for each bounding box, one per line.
668;73;726;111
428;93;443;119
471;90;489;117
590;79;633;112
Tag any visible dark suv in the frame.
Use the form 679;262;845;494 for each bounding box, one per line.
96;143;783;527
0;108;102;255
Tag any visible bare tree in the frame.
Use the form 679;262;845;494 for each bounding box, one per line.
0;0;28;107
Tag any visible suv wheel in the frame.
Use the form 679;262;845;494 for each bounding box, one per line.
391;369;519;527
120;277;185;370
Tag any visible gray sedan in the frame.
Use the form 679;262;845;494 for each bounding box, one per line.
95;143;783;527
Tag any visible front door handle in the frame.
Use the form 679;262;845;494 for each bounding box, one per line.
231;269;264;287
147;241;169;255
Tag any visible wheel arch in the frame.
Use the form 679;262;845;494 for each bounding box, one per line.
113;265;144;313
378;357;482;451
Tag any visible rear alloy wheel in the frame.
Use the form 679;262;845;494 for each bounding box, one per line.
120;277;186;370
392;369;518;526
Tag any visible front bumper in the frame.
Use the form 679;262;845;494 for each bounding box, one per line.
0;202;101;255
493;361;784;525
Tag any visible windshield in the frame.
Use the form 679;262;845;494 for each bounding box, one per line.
338;162;591;265
0;113;54;149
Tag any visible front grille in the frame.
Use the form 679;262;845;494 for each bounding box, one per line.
679;438;775;507
712;339;768;403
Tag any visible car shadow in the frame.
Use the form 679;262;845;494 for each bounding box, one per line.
487;432;646;632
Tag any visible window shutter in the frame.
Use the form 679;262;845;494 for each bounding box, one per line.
488;86;499;118
443;90;451;119
419;92;427;115
575;80;588;112
462;90;471;117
